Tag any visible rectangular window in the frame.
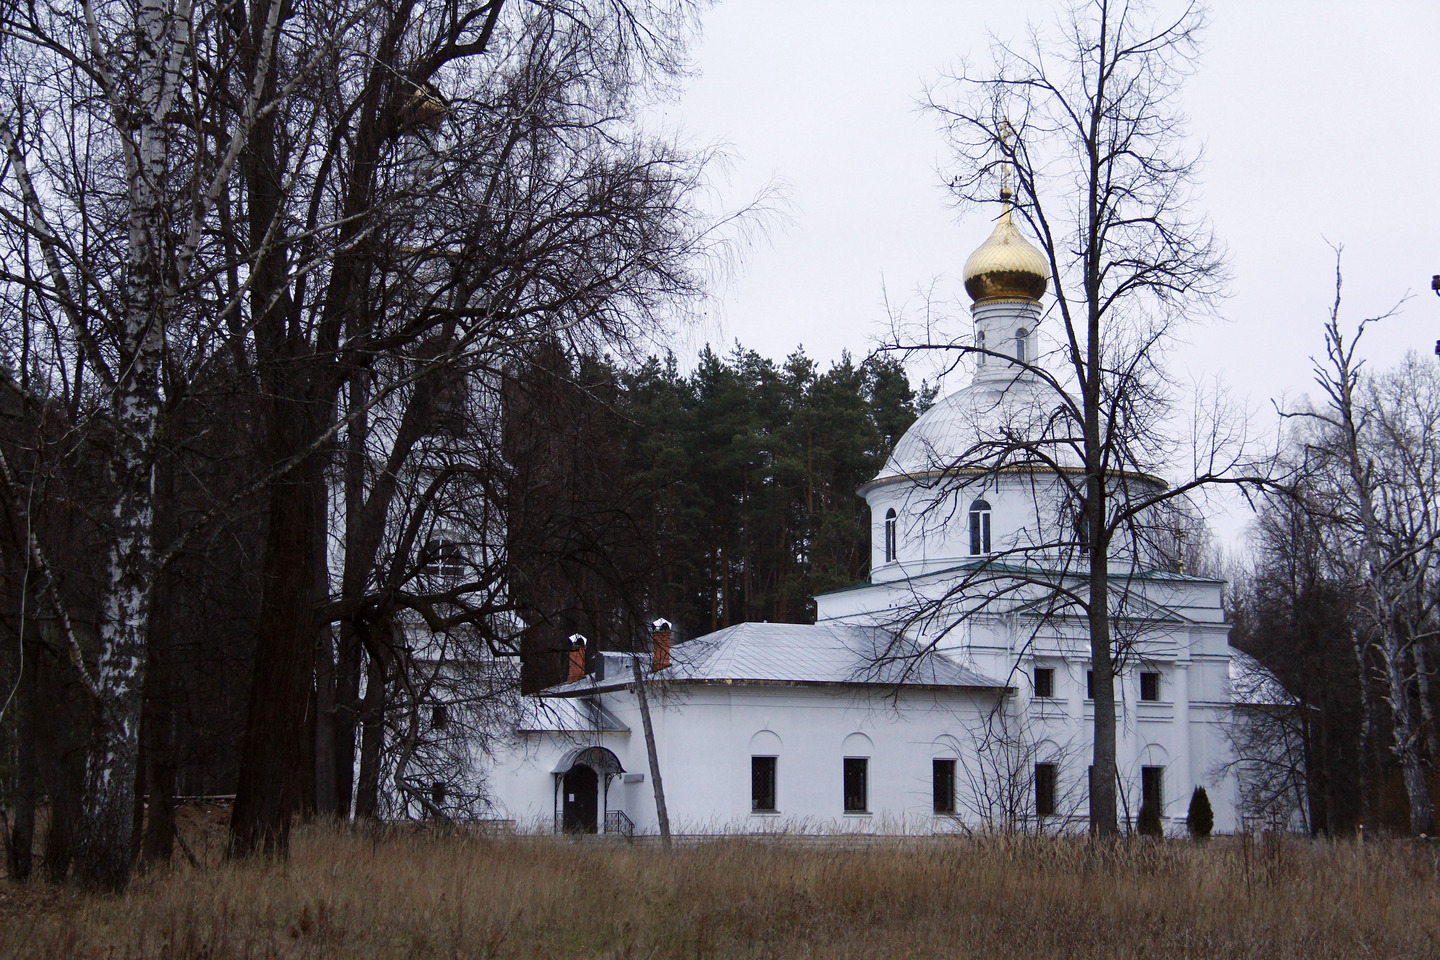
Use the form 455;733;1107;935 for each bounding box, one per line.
1035;763;1057;818
751;756;777;812
1086;670;1094;701
933;759;956;814
431;704;449;730
1033;667;1055;699
843;757;869;813
1142;766;1164;811
1140;671;1161;702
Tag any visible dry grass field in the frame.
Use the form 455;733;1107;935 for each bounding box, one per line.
2;815;1438;959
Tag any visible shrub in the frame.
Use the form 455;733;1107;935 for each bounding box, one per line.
1137;800;1164;838
1187;786;1214;840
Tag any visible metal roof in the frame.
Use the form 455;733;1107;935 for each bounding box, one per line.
550;745;624;775
540;621;1008;697
814;561;1223;602
517;695;630;733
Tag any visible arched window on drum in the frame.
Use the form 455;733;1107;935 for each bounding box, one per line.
969;499;992;556
884;508;898;563
1015;327;1029;363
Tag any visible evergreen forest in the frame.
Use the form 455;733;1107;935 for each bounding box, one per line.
505;343;932;690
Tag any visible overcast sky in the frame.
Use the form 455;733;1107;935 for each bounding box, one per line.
647;0;1440;545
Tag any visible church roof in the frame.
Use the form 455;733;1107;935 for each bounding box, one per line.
517;695;630;733
540;621;1007;697
865;375;1084;490
816;560;1222;607
961;202;1049;302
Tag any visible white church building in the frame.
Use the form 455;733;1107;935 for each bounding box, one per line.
479;197;1240;837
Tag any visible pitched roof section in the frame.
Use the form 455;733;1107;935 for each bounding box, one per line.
517;695;630;733
541;621;1007;697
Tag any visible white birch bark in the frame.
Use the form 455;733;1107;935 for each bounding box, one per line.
1311;281;1432;837
72;0;180;890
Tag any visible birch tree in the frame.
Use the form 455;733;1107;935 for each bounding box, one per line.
0;0;726;882
0;0;299;887
1288;269;1440;835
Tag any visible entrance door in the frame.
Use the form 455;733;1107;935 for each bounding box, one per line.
561;764;599;833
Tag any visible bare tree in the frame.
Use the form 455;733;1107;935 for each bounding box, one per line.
1283;261;1440;835
0;0;731;883
949;704;1085;835
0;0;305;888
881;0;1270;836
1232;490;1368;836
222;0;730;855
1224;654;1311;834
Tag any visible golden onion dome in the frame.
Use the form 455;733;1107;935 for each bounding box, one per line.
962;200;1049;303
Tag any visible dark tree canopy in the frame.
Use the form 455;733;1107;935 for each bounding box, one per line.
505;342;926;691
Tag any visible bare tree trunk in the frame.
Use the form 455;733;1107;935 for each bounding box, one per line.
6;633;36;880
330;370;371;818
1378;635;1432;835
1084;124;1118;835
229;451;327;855
1413;641;1440;759
1319;291;1432;836
353;616;390;820
354;701;386;819
1350;629;1374;830
630;654;670;845
313;625;339;817
44;762;82;883
226;0;332;857
73;0;175;889
333;622;362;816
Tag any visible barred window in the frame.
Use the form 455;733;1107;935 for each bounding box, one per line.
1035;763;1058;818
843;757;869;813
1142;766;1164;811
933;759;956;814
1034;667;1055;699
751;756;777;812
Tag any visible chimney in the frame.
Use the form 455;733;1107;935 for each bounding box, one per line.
651;618;672;673
567;634;587;683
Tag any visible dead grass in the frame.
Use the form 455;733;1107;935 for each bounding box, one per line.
3;820;1438;959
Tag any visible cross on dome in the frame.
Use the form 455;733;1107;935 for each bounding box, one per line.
961;123;1049;303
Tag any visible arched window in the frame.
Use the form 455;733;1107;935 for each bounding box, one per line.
1015;328;1029;363
969;498;992;556
975;330;986;366
884;508;898;562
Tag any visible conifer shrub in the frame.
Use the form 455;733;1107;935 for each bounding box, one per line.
1137;800;1164;838
1187;786;1214;840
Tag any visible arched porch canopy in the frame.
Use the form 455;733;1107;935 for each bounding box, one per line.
551;745;624;777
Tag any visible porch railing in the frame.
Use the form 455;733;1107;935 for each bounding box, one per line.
605;809;635;839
